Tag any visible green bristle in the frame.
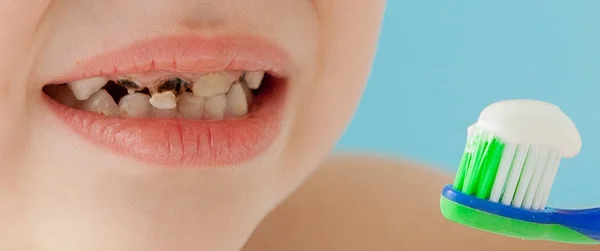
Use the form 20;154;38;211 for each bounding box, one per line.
453;129;506;199
453;152;470;190
476;137;505;198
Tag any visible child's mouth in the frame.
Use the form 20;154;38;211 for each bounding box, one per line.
44;70;268;120
41;35;289;168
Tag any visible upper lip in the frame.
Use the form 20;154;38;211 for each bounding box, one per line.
43;34;289;168
48;35;290;84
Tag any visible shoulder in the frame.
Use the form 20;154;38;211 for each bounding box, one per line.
243;154;594;251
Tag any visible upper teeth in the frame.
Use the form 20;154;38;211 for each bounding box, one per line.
68;77;107;100
149;91;177;110
244;72;265;90
191;73;234;97
116;79;143;94
44;84;81;108
48;71;266;120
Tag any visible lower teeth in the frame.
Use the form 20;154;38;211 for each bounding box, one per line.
119;93;152;118
80;89;120;117
204;94;227;120
178;93;205;119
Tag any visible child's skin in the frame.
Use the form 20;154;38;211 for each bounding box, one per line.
0;1;593;250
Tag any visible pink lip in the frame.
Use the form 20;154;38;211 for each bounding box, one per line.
44;36;289;168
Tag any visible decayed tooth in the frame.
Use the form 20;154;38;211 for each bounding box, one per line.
192;73;233;97
225;82;252;117
80;89;119;116
115;79;143;94
178;92;205;119
149;91;177;110
244;71;265;90
119;93;152;118
157;78;188;95
204;94;227;120
44;85;81;108
126;72;170;86
68;77;107;100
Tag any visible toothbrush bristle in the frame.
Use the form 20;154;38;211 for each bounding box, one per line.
453;127;561;210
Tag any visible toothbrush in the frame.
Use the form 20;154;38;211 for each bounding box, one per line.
440;99;600;244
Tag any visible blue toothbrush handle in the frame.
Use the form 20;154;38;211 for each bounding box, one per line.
551;207;600;240
442;185;600;241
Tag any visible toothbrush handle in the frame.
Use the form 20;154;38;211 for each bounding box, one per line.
441;185;600;243
550;208;600;241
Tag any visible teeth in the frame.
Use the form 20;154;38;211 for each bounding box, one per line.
244;72;265;90
204;94;227;120
225;82;252;117
156;78;188;96
227;72;244;82
149;91;177;110
115;79;143;94
80;89;119;116
177;92;205;119
191;73;233;97
44;85;81;108
68;77;107;100
152;107;177;118
123;72;170;86
118;93;152;118
47;71;260;119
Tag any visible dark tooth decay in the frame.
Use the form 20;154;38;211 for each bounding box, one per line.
157;78;188;95
116;79;141;89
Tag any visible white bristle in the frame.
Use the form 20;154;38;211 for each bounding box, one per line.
540;155;561;209
521;148;551;209
511;146;541;208
501;145;529;206
489;142;561;210
533;154;560;210
489;144;517;203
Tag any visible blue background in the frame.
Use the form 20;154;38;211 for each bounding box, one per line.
336;1;600;208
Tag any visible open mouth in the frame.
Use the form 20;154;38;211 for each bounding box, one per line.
44;71;270;120
42;36;289;168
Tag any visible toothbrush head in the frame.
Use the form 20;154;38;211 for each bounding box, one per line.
441;99;592;244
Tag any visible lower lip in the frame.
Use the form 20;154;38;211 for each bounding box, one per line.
44;80;286;168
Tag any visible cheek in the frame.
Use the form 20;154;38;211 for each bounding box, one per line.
276;0;385;192
0;0;54;164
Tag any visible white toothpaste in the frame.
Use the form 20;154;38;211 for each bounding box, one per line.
470;99;581;158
